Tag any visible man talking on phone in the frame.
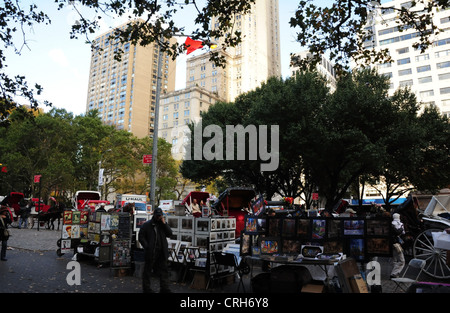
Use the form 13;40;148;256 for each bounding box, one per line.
139;207;173;293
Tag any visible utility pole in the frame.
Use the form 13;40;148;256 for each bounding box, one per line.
150;38;164;211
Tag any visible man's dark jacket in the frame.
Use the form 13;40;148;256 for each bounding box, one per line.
138;217;173;260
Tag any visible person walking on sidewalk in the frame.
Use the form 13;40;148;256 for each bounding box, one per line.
18;199;31;229
138;207;173;293
0;206;12;261
391;213;406;278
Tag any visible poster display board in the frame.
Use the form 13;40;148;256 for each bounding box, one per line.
111;213;132;268
241;216;392;262
58;210;132;266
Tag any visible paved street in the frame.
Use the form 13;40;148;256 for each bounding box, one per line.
1;227;448;296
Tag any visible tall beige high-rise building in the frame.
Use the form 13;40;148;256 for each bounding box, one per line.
85;21;177;138
186;0;281;102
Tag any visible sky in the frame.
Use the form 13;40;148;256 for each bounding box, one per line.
5;1;325;116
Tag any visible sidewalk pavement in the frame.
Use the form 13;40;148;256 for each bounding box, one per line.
1;227;445;294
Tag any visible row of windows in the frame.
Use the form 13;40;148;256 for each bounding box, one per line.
162;92;192;104
161;118;191;130
162;110;191;120
163;101;190;111
398;73;450;86
384;60;450;77
418;88;450;97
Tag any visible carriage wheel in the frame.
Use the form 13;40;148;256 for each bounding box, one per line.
56;248;64;257
413;228;450;279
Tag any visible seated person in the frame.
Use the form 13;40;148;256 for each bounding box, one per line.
191;199;201;217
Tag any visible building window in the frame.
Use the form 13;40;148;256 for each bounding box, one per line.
440;87;450;95
397;47;409;54
415;54;429;62
398;68;412;76
434;37;450;47
397;57;410;65
439;73;450;81
435;49;450;58
437;61;450;69
399;79;413;87
417;65;431;73
418;76;432;84
419;90;434;97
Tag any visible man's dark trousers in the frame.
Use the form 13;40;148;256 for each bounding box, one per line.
142;250;170;293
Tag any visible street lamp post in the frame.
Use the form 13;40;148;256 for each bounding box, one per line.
150;38;164;211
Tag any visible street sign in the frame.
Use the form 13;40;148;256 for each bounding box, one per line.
34;175;41;183
312;193;319;200
143;154;153;164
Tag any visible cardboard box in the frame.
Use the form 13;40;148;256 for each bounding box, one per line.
301;283;325;293
350;274;369;293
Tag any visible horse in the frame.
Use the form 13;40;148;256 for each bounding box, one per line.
38;203;65;230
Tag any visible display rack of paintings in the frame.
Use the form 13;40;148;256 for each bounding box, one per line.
110;213;132;268
241;216;392;262
111;239;131;267
168;216;237;277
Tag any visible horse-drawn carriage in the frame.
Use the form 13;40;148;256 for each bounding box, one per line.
397;194;450;279
29;197;64;230
0;192;24;228
0;192;65;230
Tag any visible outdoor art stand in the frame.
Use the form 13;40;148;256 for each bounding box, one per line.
241;214;393;293
57;210;132;269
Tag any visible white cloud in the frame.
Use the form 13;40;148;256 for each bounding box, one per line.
48;49;69;68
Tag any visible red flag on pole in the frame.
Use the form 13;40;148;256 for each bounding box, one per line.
185;37;204;55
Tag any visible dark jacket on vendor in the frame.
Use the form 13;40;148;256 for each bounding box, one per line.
138;209;173;260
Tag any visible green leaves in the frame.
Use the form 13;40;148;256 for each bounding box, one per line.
0;108;178;203
181;69;450;210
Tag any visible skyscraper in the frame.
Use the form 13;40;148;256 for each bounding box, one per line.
85;21;177;138
160;0;282;163
186;0;281;102
364;0;450;118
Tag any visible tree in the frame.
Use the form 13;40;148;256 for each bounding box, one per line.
0;107;179;205
181;68;449;210
181;72;330;202
0;107;76;199
72;110;114;191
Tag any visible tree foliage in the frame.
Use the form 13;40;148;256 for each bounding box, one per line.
181;69;450;210
0;108;177;205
